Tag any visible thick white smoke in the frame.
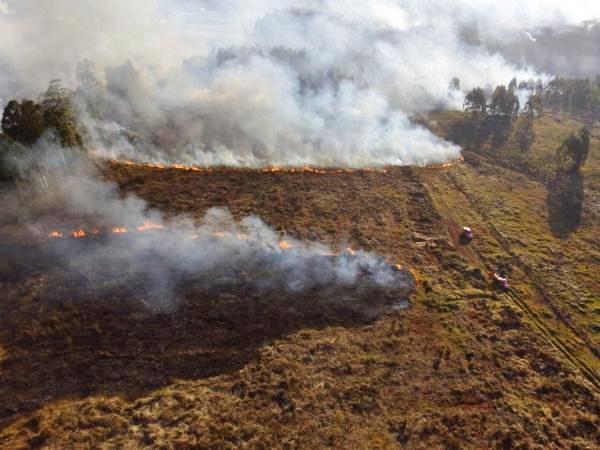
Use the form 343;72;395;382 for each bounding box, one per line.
0;1;598;167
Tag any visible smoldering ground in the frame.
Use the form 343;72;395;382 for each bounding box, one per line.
0;148;415;313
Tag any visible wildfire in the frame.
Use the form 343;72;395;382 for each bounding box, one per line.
43;223;418;289
136;221;165;232
425;155;464;170
278;240;295;250
71;229;86;238
263;166;328;174
47;221;168;240
262;166;388;175
89;151;392;175
408;267;420;285
88;151;212;173
91;149;466;175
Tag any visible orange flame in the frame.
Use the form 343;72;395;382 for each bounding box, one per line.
90;151;392;174
89;151;212;173
48;231;63;238
262;166;387;175
136;221;165;232
112;227;128;234
408;268;420;286
394;264;419;285
278;240;295;250
425;155;464;170
71;229;86;238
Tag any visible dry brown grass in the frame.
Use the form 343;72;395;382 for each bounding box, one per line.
0;119;598;448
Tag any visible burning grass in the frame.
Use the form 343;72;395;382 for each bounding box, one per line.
0;140;599;448
89;151;391;175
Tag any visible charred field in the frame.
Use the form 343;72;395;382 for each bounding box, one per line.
0;118;599;448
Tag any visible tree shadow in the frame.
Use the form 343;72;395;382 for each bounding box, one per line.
486;116;513;148
546;171;584;239
447;115;512;151
448;117;487;151
0;242;413;422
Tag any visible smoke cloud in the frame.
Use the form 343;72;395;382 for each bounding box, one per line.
1;1;597;167
2;148;414;311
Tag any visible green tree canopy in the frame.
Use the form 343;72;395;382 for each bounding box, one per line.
39;80;83;147
1;80;83;149
463;87;487;117
1;99;46;145
523;93;543;118
489;85;519;118
556;127;590;173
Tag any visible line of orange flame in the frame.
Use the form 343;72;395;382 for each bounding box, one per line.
136;221;166;232
48;222;164;239
48;228;359;259
424;155;464;170
92;150;464;174
90;152;389;175
261;166;388;174
103;154;469;174
46;226;412;282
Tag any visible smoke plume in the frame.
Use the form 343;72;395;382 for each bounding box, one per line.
1;1;597;167
2;148;414;311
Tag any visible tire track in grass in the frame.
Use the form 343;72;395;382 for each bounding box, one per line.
503;289;600;389
445;167;598;355
418;166;600;391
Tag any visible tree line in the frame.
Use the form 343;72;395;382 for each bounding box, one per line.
543;77;600;118
462;77;592;163
464;76;600;122
463;78;541;152
464;78;544;119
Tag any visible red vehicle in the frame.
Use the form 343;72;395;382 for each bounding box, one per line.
492;271;510;290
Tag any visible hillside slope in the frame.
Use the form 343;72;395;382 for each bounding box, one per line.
0;114;598;448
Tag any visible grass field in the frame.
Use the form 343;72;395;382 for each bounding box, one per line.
0;112;598;448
